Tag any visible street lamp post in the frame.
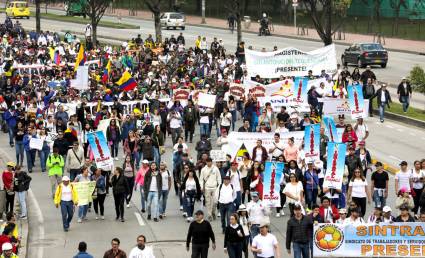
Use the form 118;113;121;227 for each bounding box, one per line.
293;0;298;34
201;0;206;24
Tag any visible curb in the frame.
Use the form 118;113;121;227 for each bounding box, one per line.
371;158;398;175
372;110;425;129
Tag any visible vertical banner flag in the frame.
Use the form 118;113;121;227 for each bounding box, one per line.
293;77;309;104
347;84;366;119
87;131;114;169
263;162;284;207
304;124;321;163
323;143;347;190
323;116;338;143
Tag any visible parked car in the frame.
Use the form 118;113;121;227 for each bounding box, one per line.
64;0;87;18
341;43;388;68
6;1;30;19
160;12;185;30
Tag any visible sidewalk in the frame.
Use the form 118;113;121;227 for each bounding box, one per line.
103;6;425;54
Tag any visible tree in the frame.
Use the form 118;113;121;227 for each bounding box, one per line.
144;0;163;42
225;0;246;45
36;0;41;33
302;0;351;46
409;65;425;96
389;0;408;35
86;0;113;45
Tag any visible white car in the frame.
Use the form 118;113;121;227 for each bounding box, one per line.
160;12;185;30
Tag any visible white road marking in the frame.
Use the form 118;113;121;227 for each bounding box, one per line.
389;155;402;162
386;125;394;129
134;212;145;226
396;128;403;132
29;189;45;258
409;132;416;136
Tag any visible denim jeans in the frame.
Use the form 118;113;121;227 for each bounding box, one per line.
373;189;386;208
219;202;234;230
170;127;182;145
227;242;243;258
179;187;188;212
305;188;318;210
230;110;237;131
39;149;50;172
15;141;24;166
60;201;74;230
25;149;36;172
293;242;310;258
139;185;146;210
159;190;169;214
17;191;27;217
153;147;161;166
379;103;386;121
234;191;242;210
78;204;89;219
110;140;119;158
185;190;197;217
147;191;159;218
8;125;15;145
338;184;347;208
200;123;209;137
132;152;140;169
250;224;260;243
401;95;409;112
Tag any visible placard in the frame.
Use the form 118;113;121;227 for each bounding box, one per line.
210;150;227;162
198;92;216;108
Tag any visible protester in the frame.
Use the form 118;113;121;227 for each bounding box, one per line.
13;165;31;219
54;176;78;231
252;222;280;258
73;241;94;258
47;148;65;197
128;235;155;258
111;167;129;222
186;210;216;258
144;162;163;222
91;168;107;220
103;238;127;258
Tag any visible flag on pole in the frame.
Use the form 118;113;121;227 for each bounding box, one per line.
74;45;86;71
102;60;111;83
116;71;137;91
53;50;61;65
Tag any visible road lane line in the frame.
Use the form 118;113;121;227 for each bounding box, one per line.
134;212;145;226
386;125;394;129
396;128;403;132
389;155;402;162
409;132;416;136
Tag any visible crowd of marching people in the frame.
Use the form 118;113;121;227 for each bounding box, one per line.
0;16;423;258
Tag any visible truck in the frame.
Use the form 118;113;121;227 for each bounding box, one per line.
63;0;87;18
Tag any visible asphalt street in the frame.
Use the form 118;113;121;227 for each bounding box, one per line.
2;10;425;109
0;113;418;258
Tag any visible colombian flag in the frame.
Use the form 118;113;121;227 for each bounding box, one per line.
74;45;86;71
102;60;111;83
53;51;61;65
116;71;137;91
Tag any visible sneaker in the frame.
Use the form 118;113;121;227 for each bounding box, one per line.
115;157;119;161
276;213;281;218
154;218;159;222
101;216;105;220
217;213;221;217
283;204;287;208
95;216;99;220
141;209;146;213
77;218;82;223
186;217;191;222
115;217;119;221
121;218;125;222
147;215;151;220
20;216;27;220
162;213;166;217
182;212;187;217
280;210;285;216
159;214;163;219
179;206;183;211
64;228;69;232
126;204;130;208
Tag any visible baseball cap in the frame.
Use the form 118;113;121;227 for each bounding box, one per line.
142;160;149;164
2;242;12;251
237;204;247;212
399;161;407;166
383;206;392;213
62;176;70;181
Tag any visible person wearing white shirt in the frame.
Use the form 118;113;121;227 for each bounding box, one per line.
226;163;243;209
269;133;285;161
354;118;369;142
167;110;182;145
128;235;155;258
252;223;280;258
246;191;270;240
215;176;236;233
343;208;365;226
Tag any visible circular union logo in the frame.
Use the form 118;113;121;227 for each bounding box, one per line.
314;224;344;252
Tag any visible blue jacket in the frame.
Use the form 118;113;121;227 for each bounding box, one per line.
4;111;16;128
121;121;136;140
73;252;94;258
304;169;320;190
23;134;37;151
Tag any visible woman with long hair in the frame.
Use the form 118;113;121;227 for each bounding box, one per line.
342;124;358;150
283;137;299;164
81;123;93;159
347;168;371;217
411;160;425;215
123;130;139;168
14;121;25;167
238;152;252;204
249;161;263;199
283;173;304;217
106;119;121;161
37;127;51;173
181;167;201;222
152;125;165;166
224;213;245;258
122;155;135;208
91;168;107;220
111;167;130;222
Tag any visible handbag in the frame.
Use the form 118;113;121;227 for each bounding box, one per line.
92;188;98;200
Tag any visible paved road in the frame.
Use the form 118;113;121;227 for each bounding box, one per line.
3;10;425;109
0;112;420;257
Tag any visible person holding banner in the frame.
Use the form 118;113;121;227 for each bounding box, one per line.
74;166;92;223
283;173;304;217
54;176;78;232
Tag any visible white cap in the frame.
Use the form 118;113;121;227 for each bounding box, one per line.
2;242;12;251
383;206;392;213
142;160;149;164
62;176;70;181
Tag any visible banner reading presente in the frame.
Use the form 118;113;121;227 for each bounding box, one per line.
263;162;284;207
323;143;347;190
245;44;337;78
87;131;114;169
313;223;425;257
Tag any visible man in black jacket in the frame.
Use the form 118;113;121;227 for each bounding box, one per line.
397;77;412;113
286;204;313;258
183;100;197;143
14;165;32;219
362;78;375;117
374;83;392;123
195;135;212;160
186;210;216;258
53;131;70;157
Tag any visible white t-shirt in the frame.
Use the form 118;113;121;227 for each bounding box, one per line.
149;175;158;192
252;233;278;258
161;170;170;191
271;141;285;158
185;178;197;191
283;182;303;203
349;179;368;198
411;169;424;190
128;246;155;258
61;184;72;201
226;170;242;192
395;170;411;191
355;123;368;141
